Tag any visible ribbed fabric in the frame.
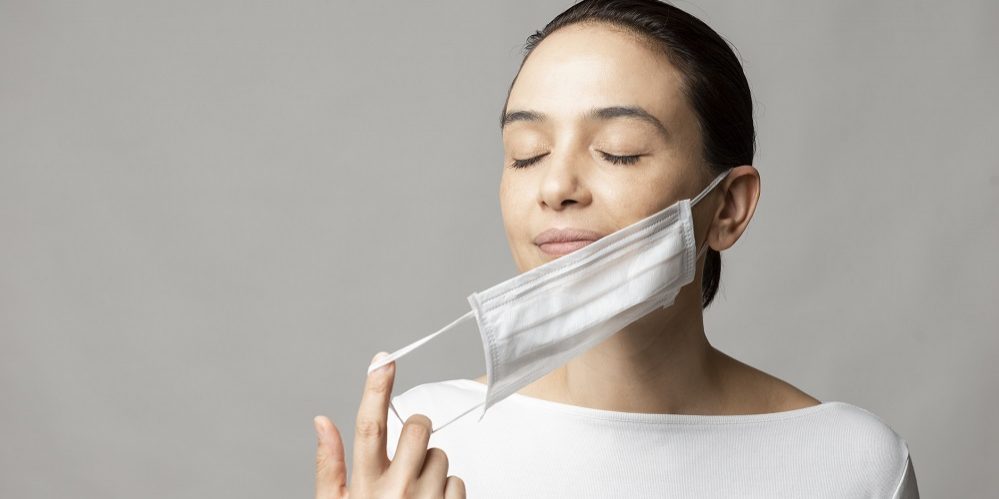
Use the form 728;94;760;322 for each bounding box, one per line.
386;379;918;498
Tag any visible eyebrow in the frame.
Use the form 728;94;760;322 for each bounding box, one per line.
500;105;670;141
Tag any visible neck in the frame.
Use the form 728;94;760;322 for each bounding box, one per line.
519;285;727;415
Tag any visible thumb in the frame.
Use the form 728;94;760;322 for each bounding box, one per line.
314;415;348;499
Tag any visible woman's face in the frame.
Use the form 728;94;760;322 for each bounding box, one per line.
500;23;714;273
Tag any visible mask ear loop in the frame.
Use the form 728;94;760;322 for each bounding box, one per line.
431;399;486;434
367;310;475;374
366;310;477;431
691;169;730;262
389;389;485;435
696;239;711;261
691;169;731;207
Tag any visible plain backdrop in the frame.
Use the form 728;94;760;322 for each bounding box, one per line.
1;1;996;497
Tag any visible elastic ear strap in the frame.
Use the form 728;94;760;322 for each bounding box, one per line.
376;309;478;434
430;399;486;434
696;239;712;261
389;392;485;433
367;310;475;374
691;169;731;206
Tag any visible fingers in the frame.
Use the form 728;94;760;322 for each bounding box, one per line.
387;413;433;482
313;415;347;499
345;352;462;498
420;447;449;479
444;475;466;498
412;447;449;496
352;351;395;481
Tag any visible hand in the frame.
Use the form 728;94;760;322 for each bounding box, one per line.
313;352;466;498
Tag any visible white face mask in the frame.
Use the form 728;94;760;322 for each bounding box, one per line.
368;169;731;433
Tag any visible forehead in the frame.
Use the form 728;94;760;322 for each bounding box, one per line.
506;23;688;129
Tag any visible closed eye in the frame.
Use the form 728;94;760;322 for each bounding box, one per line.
510;153;549;169
600;152;642;165
508;151;643;169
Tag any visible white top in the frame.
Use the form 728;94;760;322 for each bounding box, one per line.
386;379;919;498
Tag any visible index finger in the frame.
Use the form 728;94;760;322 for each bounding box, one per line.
352;351;396;481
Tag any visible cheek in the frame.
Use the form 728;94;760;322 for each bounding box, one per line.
498;174;527;234
591;172;668;227
498;174;536;271
498;174;512;217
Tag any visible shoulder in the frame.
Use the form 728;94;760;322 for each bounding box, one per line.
720;353;914;493
805;401;915;495
816;402;910;453
731;358;910;466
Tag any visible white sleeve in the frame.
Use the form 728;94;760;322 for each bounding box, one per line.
891;454;920;499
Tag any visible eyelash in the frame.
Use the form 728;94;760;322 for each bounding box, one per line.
509;152;642;169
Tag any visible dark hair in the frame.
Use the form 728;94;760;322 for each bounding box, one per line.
501;0;756;309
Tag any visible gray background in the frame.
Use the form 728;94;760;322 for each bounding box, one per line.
1;0;996;497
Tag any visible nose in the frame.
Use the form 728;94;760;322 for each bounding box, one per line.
538;150;591;211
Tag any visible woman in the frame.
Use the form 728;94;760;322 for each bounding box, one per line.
313;1;919;497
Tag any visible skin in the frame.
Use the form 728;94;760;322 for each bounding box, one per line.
314;353;465;498
312;20;820;498
475;22;821;415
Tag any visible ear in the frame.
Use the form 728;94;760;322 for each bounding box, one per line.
708;165;760;252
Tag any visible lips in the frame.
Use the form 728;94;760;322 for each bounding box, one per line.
534;228;605;257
